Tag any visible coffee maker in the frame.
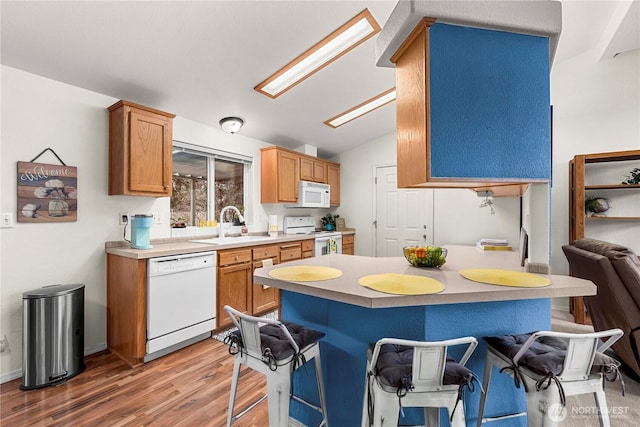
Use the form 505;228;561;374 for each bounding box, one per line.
131;214;153;249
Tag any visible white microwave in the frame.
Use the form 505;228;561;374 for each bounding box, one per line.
288;180;330;208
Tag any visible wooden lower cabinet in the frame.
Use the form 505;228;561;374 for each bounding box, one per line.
302;239;314;258
252;245;280;314
217;249;252;329
342;234;355;255
106;254;147;367
216;239;314;330
106;238;318;366
280;242;302;262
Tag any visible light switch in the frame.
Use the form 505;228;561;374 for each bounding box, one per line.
1;213;14;228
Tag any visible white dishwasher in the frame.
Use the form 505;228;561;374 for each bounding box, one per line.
146;251;216;362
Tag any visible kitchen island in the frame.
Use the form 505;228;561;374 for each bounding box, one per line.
253;245;596;426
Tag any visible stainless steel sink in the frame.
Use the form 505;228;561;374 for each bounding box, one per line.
190;236;275;245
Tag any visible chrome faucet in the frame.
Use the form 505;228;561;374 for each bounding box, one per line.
219;206;244;239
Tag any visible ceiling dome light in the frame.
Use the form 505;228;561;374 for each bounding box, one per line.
219;117;244;134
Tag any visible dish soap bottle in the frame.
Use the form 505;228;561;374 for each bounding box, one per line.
241;222;249;236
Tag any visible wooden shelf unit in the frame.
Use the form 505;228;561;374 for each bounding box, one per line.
568;149;640;324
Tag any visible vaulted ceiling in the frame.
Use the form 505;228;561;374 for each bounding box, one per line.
2;1;638;158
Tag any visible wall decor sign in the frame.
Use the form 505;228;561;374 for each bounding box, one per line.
17;161;78;223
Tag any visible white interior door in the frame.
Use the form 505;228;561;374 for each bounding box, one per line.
375;166;434;257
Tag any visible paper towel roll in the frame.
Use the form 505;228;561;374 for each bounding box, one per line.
268;215;278;237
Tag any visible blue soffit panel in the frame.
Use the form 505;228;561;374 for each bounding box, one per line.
429;22;551;180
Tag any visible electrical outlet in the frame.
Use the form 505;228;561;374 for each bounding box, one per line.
1;213;14;228
119;212;129;225
153;213;162;224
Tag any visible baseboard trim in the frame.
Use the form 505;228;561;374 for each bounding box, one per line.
0;342;107;385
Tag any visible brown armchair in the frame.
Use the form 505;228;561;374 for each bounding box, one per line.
562;238;640;377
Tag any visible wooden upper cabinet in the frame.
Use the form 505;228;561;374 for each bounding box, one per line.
327;162;340;206
391;19;551;195
392;19;432;189
300;157;327;183
314;161;328;183
261;147;299;203
261;146;340;204
108;100;175;197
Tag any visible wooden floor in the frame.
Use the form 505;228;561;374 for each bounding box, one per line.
0;338;269;426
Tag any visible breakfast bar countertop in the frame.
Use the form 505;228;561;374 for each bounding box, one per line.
253;245;596;308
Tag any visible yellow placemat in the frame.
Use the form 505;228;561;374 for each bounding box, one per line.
268;265;342;281
358;273;445;295
459;269;551;288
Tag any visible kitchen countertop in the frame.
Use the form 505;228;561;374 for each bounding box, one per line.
253;245;596;308
105;233;317;259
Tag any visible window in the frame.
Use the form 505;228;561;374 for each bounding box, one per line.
171;141;251;227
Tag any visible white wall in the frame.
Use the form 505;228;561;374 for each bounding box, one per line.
334;133;396;255
433;189;521;248
522;183;551;265
172;116;274;231
0;66;363;381
1;66;136;381
549;48;640;310
0;66;275;381
550;48;640;271
335;133;522;256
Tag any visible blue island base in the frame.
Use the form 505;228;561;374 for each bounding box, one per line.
281;290;551;426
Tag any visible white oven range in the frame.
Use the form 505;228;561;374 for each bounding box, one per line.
283;216;342;257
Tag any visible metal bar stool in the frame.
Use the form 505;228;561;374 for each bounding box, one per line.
361;336;479;427
224;305;328;427
477;328;623;426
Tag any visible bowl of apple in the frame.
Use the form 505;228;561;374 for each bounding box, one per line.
403;246;447;268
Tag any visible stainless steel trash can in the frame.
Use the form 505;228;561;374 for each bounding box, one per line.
21;284;85;390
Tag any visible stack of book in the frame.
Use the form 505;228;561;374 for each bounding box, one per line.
476;238;512;251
